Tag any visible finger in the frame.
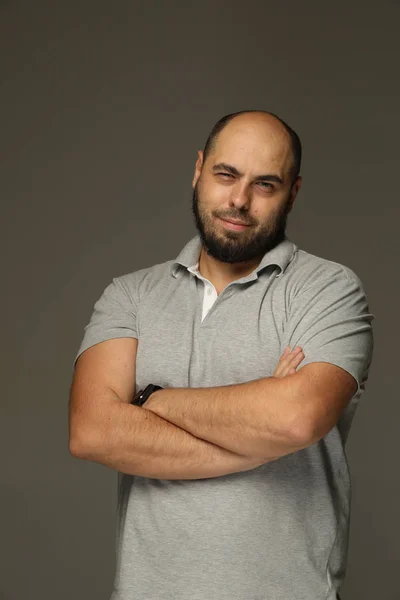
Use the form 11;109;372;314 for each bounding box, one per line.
281;347;301;364
275;346;302;377
289;352;304;367
290;347;303;359
291;346;302;354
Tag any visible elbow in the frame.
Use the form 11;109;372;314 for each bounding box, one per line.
69;425;99;459
69;436;85;458
253;422;309;462
69;429;89;458
284;378;321;449
69;416;85;457
288;402;319;449
289;419;314;449
68;402;105;459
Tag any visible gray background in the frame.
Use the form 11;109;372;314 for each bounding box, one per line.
1;1;398;599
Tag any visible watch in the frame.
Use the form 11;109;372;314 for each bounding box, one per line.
131;384;163;407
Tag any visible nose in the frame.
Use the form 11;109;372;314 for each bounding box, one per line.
229;181;251;209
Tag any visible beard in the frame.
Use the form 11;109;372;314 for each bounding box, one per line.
190;181;291;264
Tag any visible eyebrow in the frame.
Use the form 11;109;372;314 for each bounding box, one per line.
211;162;284;185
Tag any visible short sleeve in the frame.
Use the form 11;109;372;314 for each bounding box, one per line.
282;267;375;396
73;276;138;368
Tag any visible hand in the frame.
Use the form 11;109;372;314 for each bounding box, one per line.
273;346;304;378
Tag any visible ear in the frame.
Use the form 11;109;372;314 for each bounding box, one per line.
192;150;204;188
287;176;302;212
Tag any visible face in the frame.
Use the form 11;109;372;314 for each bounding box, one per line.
191;115;301;265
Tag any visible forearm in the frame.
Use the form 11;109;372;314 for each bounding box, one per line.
74;400;270;480
144;376;309;459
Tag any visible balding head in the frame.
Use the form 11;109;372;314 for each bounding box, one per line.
202;110;302;186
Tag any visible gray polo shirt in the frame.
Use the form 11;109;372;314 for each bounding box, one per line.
73;234;374;600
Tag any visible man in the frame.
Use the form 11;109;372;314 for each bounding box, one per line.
69;110;374;600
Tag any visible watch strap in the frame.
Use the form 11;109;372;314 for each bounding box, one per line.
131;384;163;406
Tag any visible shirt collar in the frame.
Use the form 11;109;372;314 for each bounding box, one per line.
171;233;297;282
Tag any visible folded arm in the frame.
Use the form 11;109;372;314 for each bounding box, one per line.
143;374;310;460
70;338;278;480
71;396;272;479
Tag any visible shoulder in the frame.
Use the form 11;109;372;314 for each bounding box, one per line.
283;246;364;299
113;258;176;302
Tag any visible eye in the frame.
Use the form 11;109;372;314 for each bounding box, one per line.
217;172;234;179
258;182;274;190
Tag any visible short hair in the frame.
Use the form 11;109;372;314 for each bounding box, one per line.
202;110;302;185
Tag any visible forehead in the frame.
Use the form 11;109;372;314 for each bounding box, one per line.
211;117;292;177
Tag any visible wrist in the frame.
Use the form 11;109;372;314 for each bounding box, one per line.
132;384;163;407
142;388;166;414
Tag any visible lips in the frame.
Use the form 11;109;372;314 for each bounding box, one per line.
221;218;249;226
218;217;251;232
